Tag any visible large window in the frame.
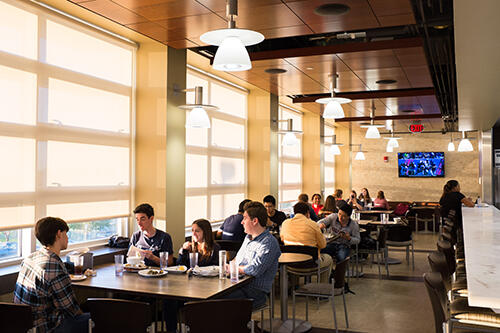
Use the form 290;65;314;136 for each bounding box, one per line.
324;124;336;196
185;69;247;226
0;0;133;263
278;106;303;210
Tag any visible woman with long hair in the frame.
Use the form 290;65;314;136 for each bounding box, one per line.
358;188;372;205
347;190;364;210
318;195;337;218
177;219;220;267
373;191;390;210
439;180;474;227
311;193;324;215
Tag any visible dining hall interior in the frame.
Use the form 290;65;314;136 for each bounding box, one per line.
0;0;499;332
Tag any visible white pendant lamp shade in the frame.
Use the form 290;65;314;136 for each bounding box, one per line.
365;125;381;139
387;137;399;148
447;141;455;151
186;107;210;128
282;132;299;146
323;101;345;119
330;144;341;155
457;138;473;152
212;36;252;72
386;143;394;152
355;151;365;160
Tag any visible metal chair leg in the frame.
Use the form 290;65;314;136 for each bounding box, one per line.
305;296;309;321
292;291;296;331
330;292;338;333
377;252;381;279
342;291;349;328
411;239;415;270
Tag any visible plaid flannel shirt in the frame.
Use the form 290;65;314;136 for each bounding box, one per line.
14;248;81;333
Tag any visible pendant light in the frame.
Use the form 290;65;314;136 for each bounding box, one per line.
354;144;365;160
316;71;351;119
386;143;394;153
326;134;343;155
200;0;264;72
277;119;302;146
360;100;384;139
178;86;217;128
447;132;455;151
383;123;400;148
457;131;473;152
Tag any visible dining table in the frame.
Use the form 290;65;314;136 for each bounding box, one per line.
356;219;401;265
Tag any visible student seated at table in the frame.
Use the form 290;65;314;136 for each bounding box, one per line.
263;194;287;233
14;217;90;333
222;201;281;309
281;202;333;282
347;190;364;210
129;203;173;267
358;187;372;206
298;193;319;221
373;191;390;210
334;189;344;202
318;195;337;218
317;203;360;262
311;193;324;215
217;199;251;242
178;219;220;267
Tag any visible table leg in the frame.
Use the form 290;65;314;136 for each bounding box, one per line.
280;263;288;320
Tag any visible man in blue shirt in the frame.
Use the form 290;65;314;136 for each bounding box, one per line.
222;201;281;309
217;199;251;241
129;203;174;267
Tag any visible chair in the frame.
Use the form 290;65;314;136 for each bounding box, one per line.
280;245;321;284
386;224;415;270
423;272;500;333
252;288;273;333
216;240;243;261
357;226;389;279
292;257;350;333
85;298;153;333
180;299;253;333
0;302;36;333
414;207;438;233
427;251;467;299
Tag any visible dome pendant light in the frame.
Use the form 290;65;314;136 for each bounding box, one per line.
457;131;473;152
326;134;343;155
277;118;302;146
354;144;366;160
200;0;264;72
360;100;384;139
316;70;351;119
383;123;401;148
178;86;217;128
447;133;455;151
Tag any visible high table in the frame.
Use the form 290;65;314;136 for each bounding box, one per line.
462;206;500;311
357;219;401;265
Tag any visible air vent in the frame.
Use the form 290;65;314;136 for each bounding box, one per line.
376;79;397;84
265;68;287;74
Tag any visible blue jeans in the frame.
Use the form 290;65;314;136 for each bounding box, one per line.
221;285;267;310
54;313;90;333
321;243;350;262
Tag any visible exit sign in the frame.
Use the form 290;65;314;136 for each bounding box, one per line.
409;124;424;132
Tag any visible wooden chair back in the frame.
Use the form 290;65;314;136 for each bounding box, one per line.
423;272;449;333
0;302;34;333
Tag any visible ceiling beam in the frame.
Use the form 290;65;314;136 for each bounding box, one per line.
292;87;435;103
335;114;442;122
248;37;423;61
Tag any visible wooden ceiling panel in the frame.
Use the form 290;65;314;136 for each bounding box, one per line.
167;39;200;48
394;47;427;67
154;13;227;40
354;67;411;90
109;0;179;10
78;0;148;25
256;25;314;40
367;0;413;17
337;49;400;70
131;1;211;21
403;65;433;87
377;14;416;27
220;4;304;31
251;58;294;69
308;17;379;35
196;0;283;12
126;21;170;42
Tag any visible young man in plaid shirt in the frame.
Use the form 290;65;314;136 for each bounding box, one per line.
14;217;89;333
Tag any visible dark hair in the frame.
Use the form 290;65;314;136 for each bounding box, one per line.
238;199;252;213
337;202;353;217
441;180;459;201
293;202;310;216
133;203;154;218
350;190;357;197
312;193;321;201
298;193;309;203
377;191;386;199
35;217;69;246
334;189;343;199
263;195;276;206
244;201;268;227
323;195;337;212
192;219;214;259
359;188;371;202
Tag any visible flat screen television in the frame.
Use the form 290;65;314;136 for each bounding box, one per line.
398;152;445;177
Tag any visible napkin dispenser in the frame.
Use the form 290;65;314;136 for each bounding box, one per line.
65;250;93;273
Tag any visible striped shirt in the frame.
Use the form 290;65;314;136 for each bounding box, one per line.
235;230;281;293
14;248;81;333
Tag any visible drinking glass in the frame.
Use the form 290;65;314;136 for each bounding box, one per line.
219;250;227;280
71;255;84;275
160;252;168;271
189;252;199;269
381;213;389;224
114;255;124;276
230;260;239;283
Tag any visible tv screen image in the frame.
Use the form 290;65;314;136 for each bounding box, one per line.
398;152;445;177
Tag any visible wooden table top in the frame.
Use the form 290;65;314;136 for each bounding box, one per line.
357;219;398;225
358;210;394;214
279;253;312;264
72;263;252;301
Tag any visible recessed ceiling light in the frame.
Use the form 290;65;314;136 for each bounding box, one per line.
400;109;415;113
433;25;449;30
306;67;314;70
265;68;287;74
376;79;397;84
314;3;350;16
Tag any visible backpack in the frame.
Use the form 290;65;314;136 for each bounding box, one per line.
394;203;409;216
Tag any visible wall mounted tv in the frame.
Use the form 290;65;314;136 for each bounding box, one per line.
398;152;445;177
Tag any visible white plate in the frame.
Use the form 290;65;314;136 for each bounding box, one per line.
192;265;219;277
124;263;147;271
164;265;188;274
70;274;87;281
138;269;168;278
